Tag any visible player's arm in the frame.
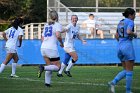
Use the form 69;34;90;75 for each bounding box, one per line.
115;30;119;41
77;34;86;44
127;28;137;38
2;32;8;41
56;31;64;47
61;24;71;33
18;35;23;47
127;22;137;38
61;28;68;33
41;36;44;42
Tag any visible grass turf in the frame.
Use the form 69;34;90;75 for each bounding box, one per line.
0;66;140;93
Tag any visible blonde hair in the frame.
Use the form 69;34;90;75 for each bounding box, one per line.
48;10;58;25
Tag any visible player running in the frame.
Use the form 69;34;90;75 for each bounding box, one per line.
0;18;23;77
37;10;63;87
57;15;86;77
108;8;137;93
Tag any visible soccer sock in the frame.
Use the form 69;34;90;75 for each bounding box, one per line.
58;63;66;74
112;70;126;85
45;71;52;84
65;60;74;71
126;71;133;93
0;63;6;73
12;63;17;75
63;53;71;66
44;65;59;71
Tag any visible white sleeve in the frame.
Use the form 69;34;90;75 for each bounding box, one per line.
55;23;62;32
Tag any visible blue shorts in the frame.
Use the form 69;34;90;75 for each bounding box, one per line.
117;41;135;62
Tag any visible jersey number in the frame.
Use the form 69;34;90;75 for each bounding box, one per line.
44;26;52;37
9;30;15;38
119;27;124;37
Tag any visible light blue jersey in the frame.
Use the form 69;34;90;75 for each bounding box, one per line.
117;18;135;61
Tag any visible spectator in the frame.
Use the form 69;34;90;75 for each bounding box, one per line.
82;14;106;43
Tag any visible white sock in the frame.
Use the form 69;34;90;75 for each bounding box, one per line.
0;63;6;73
12;63;17;75
44;65;59;71
66;60;74;71
58;63;66;74
45;71;52;84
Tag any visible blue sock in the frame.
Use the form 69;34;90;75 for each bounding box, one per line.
112;70;126;85
63;53;71;66
126;71;133;93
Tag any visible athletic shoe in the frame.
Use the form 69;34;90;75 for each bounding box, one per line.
10;74;19;78
64;71;72;77
45;83;51;87
37;65;44;78
108;82;115;93
57;73;63;77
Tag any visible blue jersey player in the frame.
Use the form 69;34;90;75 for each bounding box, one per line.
108;8;137;93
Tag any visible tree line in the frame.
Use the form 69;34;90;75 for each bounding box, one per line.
0;0;139;24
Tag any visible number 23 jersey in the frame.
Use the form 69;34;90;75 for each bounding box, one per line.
41;22;62;50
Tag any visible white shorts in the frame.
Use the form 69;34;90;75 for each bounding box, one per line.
64;47;76;53
5;47;17;53
41;48;59;58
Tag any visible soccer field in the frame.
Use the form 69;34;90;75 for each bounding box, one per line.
0;66;140;93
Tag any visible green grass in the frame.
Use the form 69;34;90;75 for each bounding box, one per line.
0;66;140;93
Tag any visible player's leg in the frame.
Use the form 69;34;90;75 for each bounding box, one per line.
89;27;94;38
65;51;78;77
108;49;126;93
111;62;126;85
125;60;134;93
125;44;135;93
45;71;52;87
97;30;104;39
57;53;71;77
10;53;19;77
0;48;14;73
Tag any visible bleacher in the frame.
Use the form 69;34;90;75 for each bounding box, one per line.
0;12;140;39
58;12;140;38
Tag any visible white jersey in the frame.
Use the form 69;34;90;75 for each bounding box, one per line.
5;26;23;50
64;23;80;48
41;22;62;50
83;19;96;28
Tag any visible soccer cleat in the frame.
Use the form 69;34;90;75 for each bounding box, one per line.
57;73;63;77
64;71;72;77
37;65;44;78
45;83;51;87
108;82;115;93
10;74;19;78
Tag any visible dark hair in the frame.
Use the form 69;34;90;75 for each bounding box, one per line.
11;18;23;29
122;8;135;18
89;14;94;17
71;15;78;20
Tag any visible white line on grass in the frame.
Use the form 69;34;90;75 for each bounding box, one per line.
0;77;140;90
